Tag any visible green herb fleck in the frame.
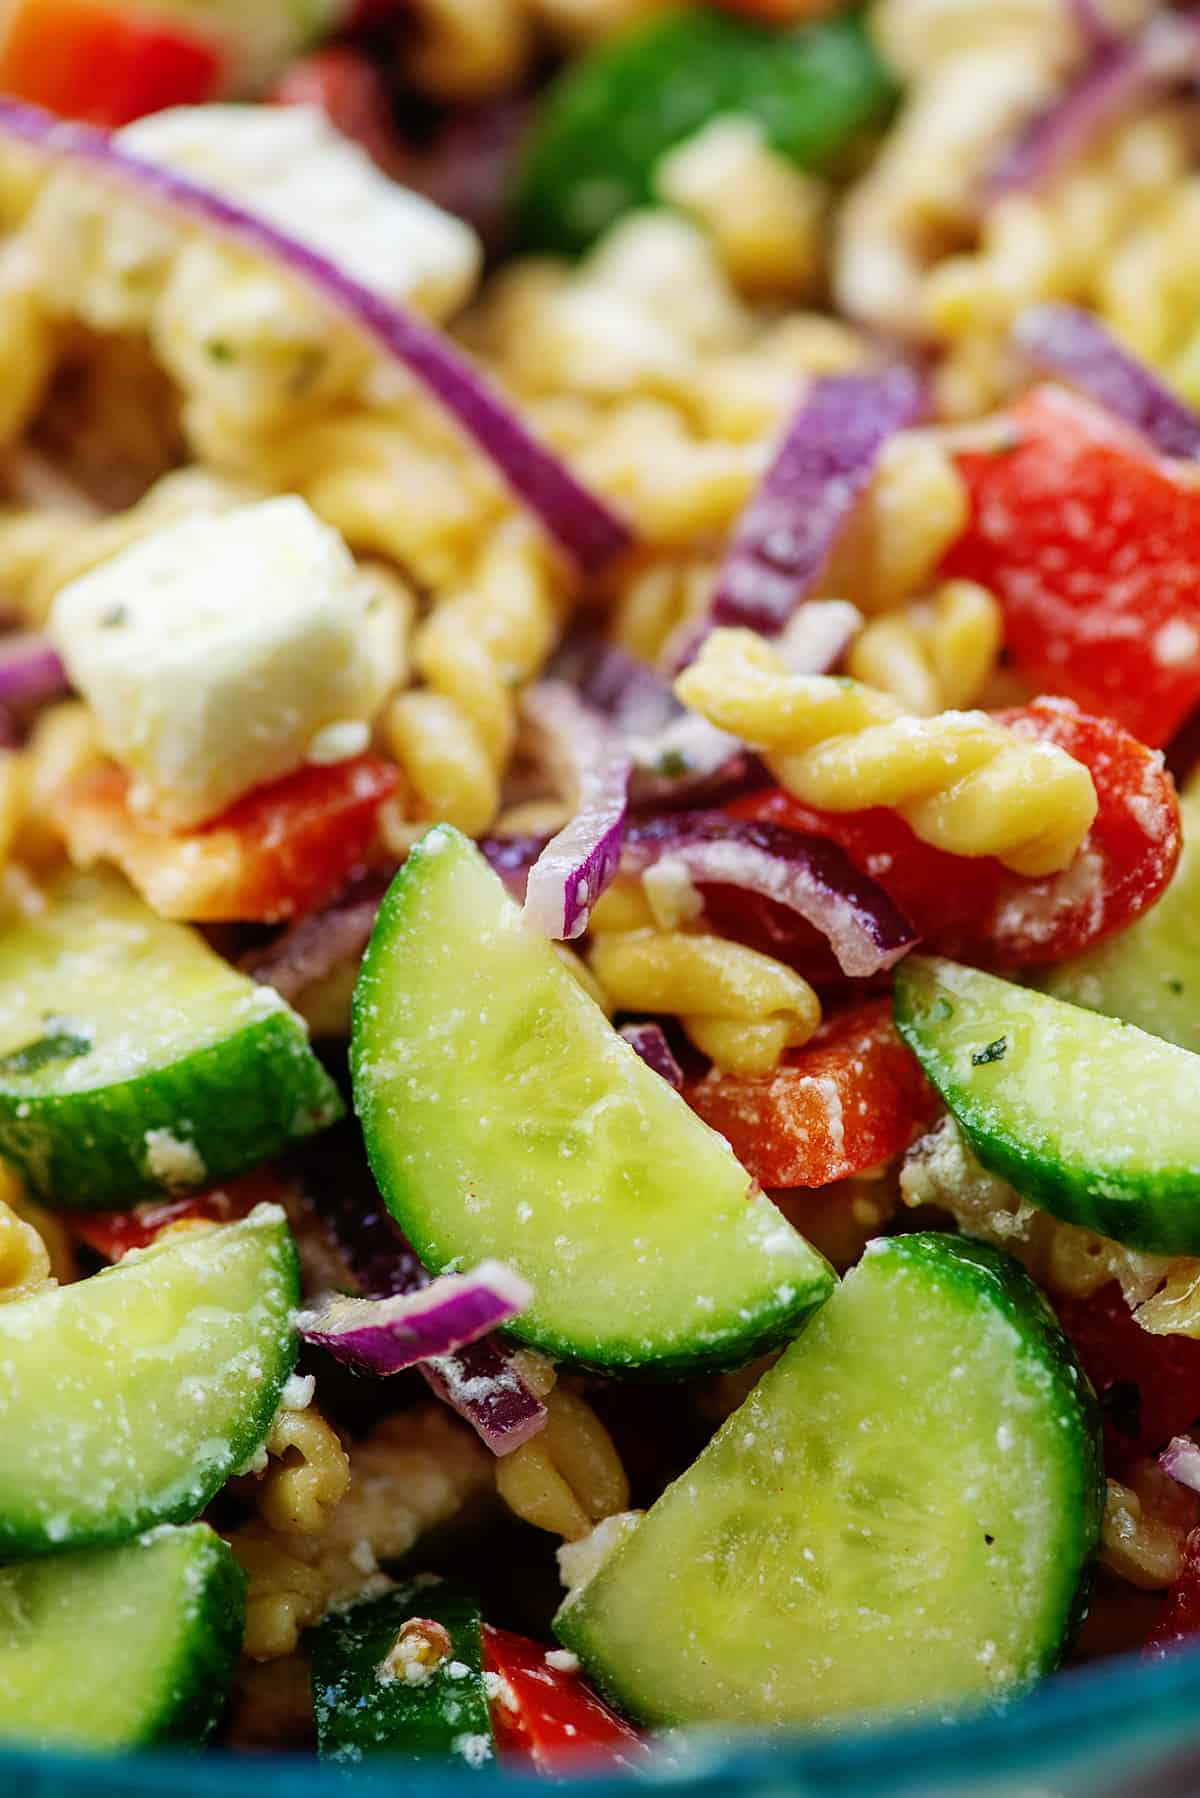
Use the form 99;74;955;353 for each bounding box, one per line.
655;749;689;779
971;1037;1008;1067
0;1030;92;1076
1168;978;1185;995
99;605;127;628
206;340;235;364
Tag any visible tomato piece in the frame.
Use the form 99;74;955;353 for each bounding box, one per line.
730;699;1180;969
69;1167;284;1260
0;0;224;125
480;1626;644;1773
53;755;398;924
684;998;936;1189
946;385;1200;749
1056;1283;1200;1474
267;47;408;178
1146;1529;1200;1656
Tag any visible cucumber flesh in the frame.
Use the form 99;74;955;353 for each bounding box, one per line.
312;1580;492;1767
1037;785;1200;1051
0;1525;245;1750
0;866;342;1208
352;826;833;1373
0;1205;298;1554
895;954;1200;1254
556;1233;1102;1729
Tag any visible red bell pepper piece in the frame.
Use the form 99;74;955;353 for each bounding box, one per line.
69;1167;286;1260
53;753;398;924
1056;1282;1200;1474
684;997;936;1189
0;0;224;126
481;1626;645;1773
730;700;1180;970
946;385;1200;749
1147;1528;1200;1656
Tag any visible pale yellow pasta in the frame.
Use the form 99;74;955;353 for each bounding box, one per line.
11;1192;76;1287
402;0;533;100
255;1407;352;1539
385;689;501;837
0;246;58;452
0;1193;51;1302
828;433;971;615
847;581;1003;714
676;629;1097;876
14;699;103;868
1134;1259;1200;1338
496;1385;630;1542
1101;1461;1200;1591
231;1406;492;1661
588;928;821;1074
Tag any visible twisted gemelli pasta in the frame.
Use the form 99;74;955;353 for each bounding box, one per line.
0;1193;52;1302
495;1385;630;1541
676;629;1098;876
255;1406;352;1539
847;581;1003;714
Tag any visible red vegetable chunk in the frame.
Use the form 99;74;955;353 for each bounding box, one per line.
1147;1529;1200;1656
0;0;223;126
1057;1283;1200;1473
69;1168;285;1259
947;385;1200;748
730;700;1180;968
481;1625;644;1772
684;998;936;1189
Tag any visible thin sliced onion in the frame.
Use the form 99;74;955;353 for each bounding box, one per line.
299;1261;532;1376
0;632;67;706
550;629;680;741
1161;1434;1200;1495
617;1022;684;1090
1013;304;1200;459
1066;0;1119;54
680;366;923;654
521;681;631;939
989;12;1200;195
624;814;918;978
0;99;629;573
246;874;387;1002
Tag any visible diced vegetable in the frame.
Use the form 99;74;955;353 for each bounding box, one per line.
0;867;341;1208
1146;1529;1200;1655
731;701;1181;969
352;825;834;1373
513;7;895;254
481;1626;644;1772
0;1526;244;1748
895;956;1200;1255
299;1261;532;1376
946;386;1200;748
0;1206;297;1553
520;682;631;940
0;633;66;706
0;0;224;128
312;1581;493;1765
685;998;936;1188
617;1023;683;1089
54;754;397;924
557;1233;1102;1726
1056;1283;1200;1472
68;1167;284;1260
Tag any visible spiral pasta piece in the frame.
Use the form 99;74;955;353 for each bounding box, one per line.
675;629;1097;877
255;1405;352;1539
0;1192;52;1302
495;1385;630;1542
846;580;1003;715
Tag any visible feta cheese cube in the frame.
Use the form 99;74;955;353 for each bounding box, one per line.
50;496;386;828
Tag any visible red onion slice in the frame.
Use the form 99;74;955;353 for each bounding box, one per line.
680;366;923;653
550;629;680;741
1066;0;1119;54
300;1260;532;1376
246;873;388;1002
0;100;629;574
521;681;632;940
1161;1434;1200;1495
617;1022;684;1090
1013;303;1200;459
0;632;67;706
624;814;918;978
989;12;1200;195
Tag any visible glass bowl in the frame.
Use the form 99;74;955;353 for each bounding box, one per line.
8;1637;1200;1798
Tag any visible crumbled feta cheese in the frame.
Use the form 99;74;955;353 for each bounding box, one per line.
142;1127;206;1189
544;1649;580;1673
280;1372;315;1412
50;497;386;826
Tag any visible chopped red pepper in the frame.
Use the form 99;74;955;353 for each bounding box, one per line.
481;1625;644;1773
53;754;398;924
69;1167;286;1260
730;700;1180;970
1147;1528;1200;1656
946;385;1200;750
1056;1282;1200;1474
0;0;224;126
684;997;936;1189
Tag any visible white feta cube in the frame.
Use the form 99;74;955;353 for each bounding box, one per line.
50;496;386;828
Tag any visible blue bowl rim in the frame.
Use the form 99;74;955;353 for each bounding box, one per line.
6;1632;1200;1794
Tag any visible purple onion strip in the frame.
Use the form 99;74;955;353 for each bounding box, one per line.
0;99;629;574
624;814;918;978
1161;1435;1200;1496
617;1022;684;1090
1013;303;1200;460
299;1261;532;1377
521;680;632;939
247;878;387;1002
692;366;924;647
0;632;67;706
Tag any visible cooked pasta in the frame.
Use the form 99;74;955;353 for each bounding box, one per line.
496;1385;630;1541
1101;1461;1200;1591
254;1403;352;1539
846;581;1004;715
0;1192;52;1303
675;628;1098;876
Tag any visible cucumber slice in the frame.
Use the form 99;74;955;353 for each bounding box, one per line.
513;8;895;254
1037;786;1200;1051
312;1580;492;1767
0;1524;244;1749
895;954;1200;1254
557;1233;1101;1729
352;826;833;1374
0;866;342;1208
0;1205;298;1554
